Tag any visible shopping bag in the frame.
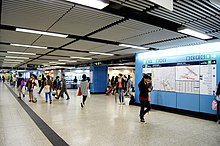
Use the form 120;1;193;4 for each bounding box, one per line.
212;100;217;110
88;89;91;98
77;88;82;96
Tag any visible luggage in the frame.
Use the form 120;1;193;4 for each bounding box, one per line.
106;88;112;95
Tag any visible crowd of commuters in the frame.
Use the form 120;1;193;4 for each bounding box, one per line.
12;73;90;108
2;71;220;124
108;74;133;105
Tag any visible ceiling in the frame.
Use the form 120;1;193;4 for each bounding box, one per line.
0;0;219;68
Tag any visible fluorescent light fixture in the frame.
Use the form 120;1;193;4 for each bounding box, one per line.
119;44;149;50
4;59;24;62
70;57;92;60
65;0;109;9
178;28;212;40
11;43;47;49
58;60;77;62
49;62;66;65
6;56;29;59
16;28;68;38
7;51;36;56
89;51;114;56
3;62;19;64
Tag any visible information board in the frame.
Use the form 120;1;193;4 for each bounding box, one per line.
143;60;216;95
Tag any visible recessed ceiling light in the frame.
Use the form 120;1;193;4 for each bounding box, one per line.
7;51;36;55
16;28;68;38
119;44;149;50
70;57;92;60
10;43;47;49
65;0;109;9
6;56;29;59
89;51;114;56
178;28;212;40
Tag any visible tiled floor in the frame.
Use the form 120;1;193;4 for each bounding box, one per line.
1;82;220;146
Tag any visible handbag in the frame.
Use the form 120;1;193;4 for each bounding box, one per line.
43;85;50;93
77;87;82;96
212;99;217;110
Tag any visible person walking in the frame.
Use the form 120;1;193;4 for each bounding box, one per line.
56;74;70;100
26;76;35;103
53;76;60;98
38;75;46;94
216;82;220;124
138;74;153;123
32;74;39;103
116;74;126;105
2;75;5;83
79;74;89;108
73;76;78;89
126;75;133;97
17;73;25;99
44;75;53;104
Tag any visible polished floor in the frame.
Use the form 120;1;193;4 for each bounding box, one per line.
1;82;220;146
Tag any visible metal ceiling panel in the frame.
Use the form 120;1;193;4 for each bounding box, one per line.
33;36;73;48
40;55;74;60
91;19;161;41
0;52;37;59
49;50;89;57
64;40;103;51
209;32;220;38
121;29;186;45
146;37;206;50
49;5;123;35
24;48;51;55
0;45;26;52
2;0;72;30
0;30;40;44
113;49;147;55
90;45;124;52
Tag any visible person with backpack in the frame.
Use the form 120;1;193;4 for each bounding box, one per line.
138;74;153;123
17;73;25;99
26;76;34;102
216;82;220;124
44;75;53;104
56;74;70;100
79;74;89;108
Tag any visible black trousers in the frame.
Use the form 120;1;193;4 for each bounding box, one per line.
82;95;87;104
140;100;151;119
58;88;70;99
38;85;44;94
217;100;220;121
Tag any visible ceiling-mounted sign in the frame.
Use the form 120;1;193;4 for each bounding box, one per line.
27;64;44;68
148;0;173;11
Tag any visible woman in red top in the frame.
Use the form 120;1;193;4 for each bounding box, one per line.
138;74;153;123
116;74;126;105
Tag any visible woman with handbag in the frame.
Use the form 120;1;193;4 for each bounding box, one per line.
79;74;89;108
216;82;220;124
44;75;53;104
